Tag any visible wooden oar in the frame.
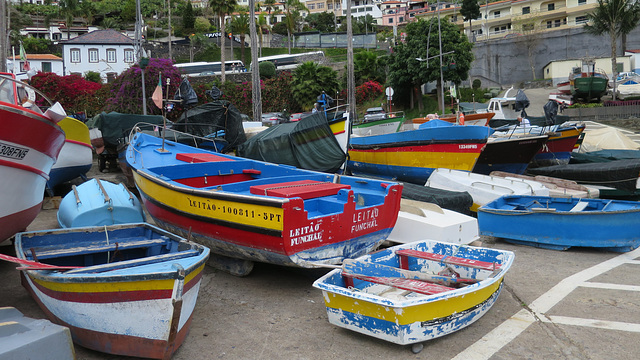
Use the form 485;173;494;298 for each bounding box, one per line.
0;253;81;270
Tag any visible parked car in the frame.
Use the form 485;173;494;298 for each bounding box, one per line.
290;112;312;122
363;107;386;121
261;112;288;126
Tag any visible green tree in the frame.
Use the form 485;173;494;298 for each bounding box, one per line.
231;12;250;65
272;21;288;35
353;50;385;85
387;18;474;113
291;62;340;110
194;17;212;33
584;0;640;100
460;0;480;39
183;1;195;31
209;0;238;82
306;11;336;33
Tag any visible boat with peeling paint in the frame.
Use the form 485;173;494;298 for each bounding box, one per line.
126;130;402;274
14;223;210;359
312;240;514;345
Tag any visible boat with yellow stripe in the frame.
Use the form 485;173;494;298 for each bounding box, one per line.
126;131;402;273
313;240;514;345
14;223;209;359
348;119;492;185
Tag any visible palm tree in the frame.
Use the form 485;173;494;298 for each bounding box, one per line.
58;0;78;40
210;0;238;83
354;50;384;85
264;0;276;24
584;0;640;100
231;13;250;66
291;62;340;110
257;13;270;57
283;0;307;54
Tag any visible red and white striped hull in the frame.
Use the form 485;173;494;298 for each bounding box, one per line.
0;104;65;242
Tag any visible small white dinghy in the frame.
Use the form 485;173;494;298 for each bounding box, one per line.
489;171;600;198
426;168;550;212
387;199;479;245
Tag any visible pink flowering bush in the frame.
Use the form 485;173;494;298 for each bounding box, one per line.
104;58;182;116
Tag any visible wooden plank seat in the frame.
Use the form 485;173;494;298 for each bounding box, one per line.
342;259;478;287
342;272;455;296
396;249;501;271
250;180;351;200
64;249;201;274
31;238;169;260
176;153;234;163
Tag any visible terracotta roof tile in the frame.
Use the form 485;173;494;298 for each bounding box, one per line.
10;54;63;61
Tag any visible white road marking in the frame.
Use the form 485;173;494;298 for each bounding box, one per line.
452;247;640;360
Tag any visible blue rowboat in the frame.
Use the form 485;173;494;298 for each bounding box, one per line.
14;223;210;359
57;178;145;228
313;240;514;345
478;195;640;252
347;120;492;185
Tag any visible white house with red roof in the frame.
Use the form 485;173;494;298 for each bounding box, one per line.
59;29;136;82
7;53;64;80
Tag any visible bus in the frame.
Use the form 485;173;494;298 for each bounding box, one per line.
174;60;246;76
251;51;325;71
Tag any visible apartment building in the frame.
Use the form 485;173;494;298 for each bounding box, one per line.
414;0;599;41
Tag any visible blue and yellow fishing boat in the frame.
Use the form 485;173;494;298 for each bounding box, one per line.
313;240;514;344
126;130;403;272
347;120;492;185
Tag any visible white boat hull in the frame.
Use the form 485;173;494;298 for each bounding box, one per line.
387;201;479;245
426;168;549;212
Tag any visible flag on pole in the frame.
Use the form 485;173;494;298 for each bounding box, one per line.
19;42;30;71
152;74;163;109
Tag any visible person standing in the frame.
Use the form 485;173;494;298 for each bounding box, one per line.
517;116;530;127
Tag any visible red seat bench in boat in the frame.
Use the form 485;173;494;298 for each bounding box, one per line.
341;272;454;295
396;249;501;271
250;180;351;200
176;153;234;163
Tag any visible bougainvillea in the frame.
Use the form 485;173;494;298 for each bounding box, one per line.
339;80;383;105
30;72;102;115
104;58;182;116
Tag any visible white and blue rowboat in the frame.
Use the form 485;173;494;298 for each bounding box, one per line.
14;223;210;359
478;195;640;252
313;240;514;345
57;178;145;228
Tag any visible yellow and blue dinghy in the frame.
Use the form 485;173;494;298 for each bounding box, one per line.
313;240;514;345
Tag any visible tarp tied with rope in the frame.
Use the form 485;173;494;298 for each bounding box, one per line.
171;86;247;153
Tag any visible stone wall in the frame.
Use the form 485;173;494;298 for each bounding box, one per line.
469;26;640;88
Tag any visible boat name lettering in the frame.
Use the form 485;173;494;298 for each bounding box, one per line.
459;144;478;149
187;197;217;211
353;208;379;223
351;219;378;233
0;142;29;160
291;230;323;246
187;197;282;222
289;223;321;237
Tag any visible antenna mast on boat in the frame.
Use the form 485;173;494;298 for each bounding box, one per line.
0;0;6;73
